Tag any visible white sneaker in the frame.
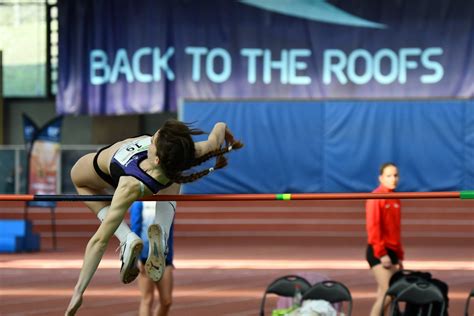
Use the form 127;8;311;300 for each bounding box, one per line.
119;232;143;284
145;224;166;282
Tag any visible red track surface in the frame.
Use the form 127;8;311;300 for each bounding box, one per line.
1;199;473;315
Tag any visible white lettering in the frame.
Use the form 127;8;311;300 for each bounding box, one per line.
206;48;232;83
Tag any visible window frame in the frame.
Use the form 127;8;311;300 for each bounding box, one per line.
1;0;57;101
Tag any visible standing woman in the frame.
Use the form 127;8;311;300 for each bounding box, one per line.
130;200;177;316
366;162;404;316
65;119;243;315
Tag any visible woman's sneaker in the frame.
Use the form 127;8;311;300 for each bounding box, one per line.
119;232;143;284
145;224;166;282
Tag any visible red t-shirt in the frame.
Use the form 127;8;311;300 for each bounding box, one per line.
365;185;404;260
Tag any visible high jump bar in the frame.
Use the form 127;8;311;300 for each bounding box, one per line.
0;191;473;202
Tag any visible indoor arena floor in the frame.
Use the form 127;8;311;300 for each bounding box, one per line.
1;237;473;316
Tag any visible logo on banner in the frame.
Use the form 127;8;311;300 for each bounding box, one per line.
239;0;387;29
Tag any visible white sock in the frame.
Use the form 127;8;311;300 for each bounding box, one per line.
97;206;132;243
154;201;176;245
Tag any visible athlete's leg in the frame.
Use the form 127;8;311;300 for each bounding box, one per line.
154;266;174;316
66;198;140;314
370;264;398;316
154;183;180;243
137;261;155;316
70;153;141;284
70;153;111;214
71;153;132;243
154;201;176;251
146;184;179;282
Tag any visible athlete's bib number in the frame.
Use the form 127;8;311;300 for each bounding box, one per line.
114;137;151;165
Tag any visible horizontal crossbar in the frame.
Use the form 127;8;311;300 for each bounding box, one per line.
0;191;472;202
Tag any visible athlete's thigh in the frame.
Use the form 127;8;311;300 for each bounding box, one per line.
156;266;173;302
138;267;155;299
371;264;396;289
71;153;111;190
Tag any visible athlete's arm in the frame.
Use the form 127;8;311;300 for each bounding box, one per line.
194;122;226;158
66;177;141;315
366;199;387;258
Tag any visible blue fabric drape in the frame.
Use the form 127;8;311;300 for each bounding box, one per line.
182;100;473;193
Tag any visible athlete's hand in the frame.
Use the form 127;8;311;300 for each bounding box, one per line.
224;127;244;151
380;255;392;269
224;127;235;148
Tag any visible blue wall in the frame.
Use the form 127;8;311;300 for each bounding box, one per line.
181;100;474;194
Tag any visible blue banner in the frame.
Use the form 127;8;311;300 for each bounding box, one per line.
57;0;474;115
23;115;63;207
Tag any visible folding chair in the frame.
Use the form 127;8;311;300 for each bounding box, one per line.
389;281;446;316
381;270;427;316
301;280;352;316
259;275;311;316
464;288;474;316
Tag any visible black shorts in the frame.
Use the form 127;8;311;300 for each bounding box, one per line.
93;144;116;188
366;244;399;268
